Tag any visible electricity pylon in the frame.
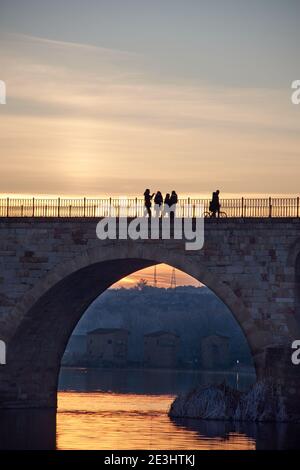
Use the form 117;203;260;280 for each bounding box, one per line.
153;265;157;288
170;268;176;288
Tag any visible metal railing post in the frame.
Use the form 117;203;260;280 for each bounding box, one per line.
241;197;244;218
269;197;272;218
32;197;35;217
58;197;60;217
6;197;9;217
83;197;86;217
297;197;300;218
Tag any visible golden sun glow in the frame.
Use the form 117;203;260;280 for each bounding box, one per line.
57;392;255;450
111;263;201;289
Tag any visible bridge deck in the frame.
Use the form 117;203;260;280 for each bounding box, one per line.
0;197;299;218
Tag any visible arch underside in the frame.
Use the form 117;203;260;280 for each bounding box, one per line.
2;243;264;408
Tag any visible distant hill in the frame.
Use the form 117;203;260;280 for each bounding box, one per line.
69;285;253;366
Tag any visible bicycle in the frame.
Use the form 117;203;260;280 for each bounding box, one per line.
203;210;227;218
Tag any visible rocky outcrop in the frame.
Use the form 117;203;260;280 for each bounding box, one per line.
169;381;290;422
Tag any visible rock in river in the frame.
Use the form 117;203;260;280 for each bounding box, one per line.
168;381;289;422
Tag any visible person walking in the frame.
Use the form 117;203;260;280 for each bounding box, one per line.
169;190;178;220
209;189;220;217
143;189;155;217
154;191;163;217
163;193;171;217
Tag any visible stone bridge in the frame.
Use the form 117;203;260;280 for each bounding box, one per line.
0;217;300;417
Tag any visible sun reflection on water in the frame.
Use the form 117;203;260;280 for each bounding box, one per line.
57;392;255;450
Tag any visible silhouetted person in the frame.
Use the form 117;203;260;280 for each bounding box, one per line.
169;190;178;220
154;191;163;217
144;189;155;217
209;189;220;218
163;193;171;217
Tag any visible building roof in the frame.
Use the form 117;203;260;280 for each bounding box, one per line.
87;328;129;336
144;330;179;338
201;333;230;340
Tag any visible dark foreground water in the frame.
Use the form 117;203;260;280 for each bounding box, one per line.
1;367;300;450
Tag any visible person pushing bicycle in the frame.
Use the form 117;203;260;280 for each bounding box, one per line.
209;190;221;218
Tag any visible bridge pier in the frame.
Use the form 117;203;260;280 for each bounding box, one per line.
261;346;300;421
0;367;58;409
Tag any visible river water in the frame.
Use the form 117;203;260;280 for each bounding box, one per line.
1;367;300;450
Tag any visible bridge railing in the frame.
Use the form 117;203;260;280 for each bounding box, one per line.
0;197;299;218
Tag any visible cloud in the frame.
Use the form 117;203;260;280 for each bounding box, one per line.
0;31;300;196
1;31;139;57
2;31;298;134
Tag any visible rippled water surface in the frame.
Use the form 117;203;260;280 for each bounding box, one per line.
57;391;255;450
1;368;300;449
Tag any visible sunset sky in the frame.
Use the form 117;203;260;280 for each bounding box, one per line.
112;263;201;289
0;0;299;197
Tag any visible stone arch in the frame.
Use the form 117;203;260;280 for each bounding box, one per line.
3;241;259;408
8;242;254;340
